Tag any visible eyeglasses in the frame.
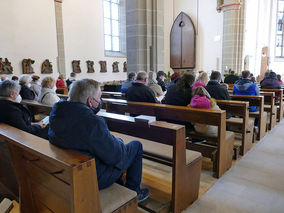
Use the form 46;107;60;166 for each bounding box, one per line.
92;97;100;104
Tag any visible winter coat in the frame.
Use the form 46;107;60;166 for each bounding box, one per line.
0;99;48;139
37;87;60;106
189;96;220;135
205;80;231;100
260;72;281;89
30;82;41;97
121;79;133;93
126;82;159;103
192;81;206;90
224;74;239;84
48;101;128;190
56;79;66;88
20;85;35;100
165;83;193;106
233;78;260;112
148;82;164;97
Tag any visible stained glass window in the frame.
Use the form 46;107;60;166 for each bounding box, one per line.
276;0;284;57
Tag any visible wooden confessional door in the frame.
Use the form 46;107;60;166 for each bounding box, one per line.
170;12;196;69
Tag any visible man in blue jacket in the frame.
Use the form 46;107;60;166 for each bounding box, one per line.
233;70;260;112
48;79;149;202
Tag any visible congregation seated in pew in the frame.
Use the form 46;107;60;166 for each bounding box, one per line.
260;71;281;89
167;72;181;88
189;86;220;135
205;71;231;101
192;71;209;90
126;71;159;103
147;71;164;97
0;80;48;139
19;74;35;100
30;75;41;97
121;72;136;93
224;70;239;84
37;76;60;106
165;72;195;106
48;79;150;202
233;70;260;112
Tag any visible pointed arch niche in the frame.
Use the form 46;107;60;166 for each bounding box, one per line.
170;12;196;69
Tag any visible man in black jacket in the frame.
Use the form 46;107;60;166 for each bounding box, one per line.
126;71;159;103
224;70;239;84
205;71;231;100
0;80;48;139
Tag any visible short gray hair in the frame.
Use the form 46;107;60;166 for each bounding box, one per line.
19;74;32;86
68;79;101;104
0;80;21;97
136;71;147;81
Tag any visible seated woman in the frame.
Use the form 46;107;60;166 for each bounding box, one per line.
260;71;281;89
192;72;209;90
30;75;41;97
0;80;48;139
56;74;66;88
147;71;164;97
37;77;60;106
19;74;35;100
189;86;220;135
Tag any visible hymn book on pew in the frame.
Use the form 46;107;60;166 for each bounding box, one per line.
134;115;156;124
41;116;49;126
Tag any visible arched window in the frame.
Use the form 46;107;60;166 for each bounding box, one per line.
104;0;120;52
276;0;284;58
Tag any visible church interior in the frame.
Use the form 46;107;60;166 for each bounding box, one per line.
1;0;284;212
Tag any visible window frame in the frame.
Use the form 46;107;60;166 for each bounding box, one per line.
275;0;284;59
103;0;122;55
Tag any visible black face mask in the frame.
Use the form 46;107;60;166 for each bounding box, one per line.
92;98;103;114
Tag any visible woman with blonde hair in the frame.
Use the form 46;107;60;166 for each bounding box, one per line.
37;77;60;106
192;72;209;90
148;71;164;97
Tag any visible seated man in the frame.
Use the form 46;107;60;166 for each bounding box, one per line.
126;71;159;103
66;72;76;88
224;70;239;84
121;72;136;93
48;79;149;202
0;80;48;139
233;70;260;112
205;71;231;100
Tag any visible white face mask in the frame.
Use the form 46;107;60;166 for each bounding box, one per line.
27;83;31;88
15;95;22;103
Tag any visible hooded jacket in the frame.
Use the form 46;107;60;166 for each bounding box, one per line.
48;100;128;189
20;85;35;100
260;72;281;89
233;78;260;112
126;81;158;103
205;80;231;100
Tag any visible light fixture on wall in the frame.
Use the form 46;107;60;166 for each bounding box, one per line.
217;0;242;13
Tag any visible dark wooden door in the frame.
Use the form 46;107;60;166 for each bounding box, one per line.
170;12;196;69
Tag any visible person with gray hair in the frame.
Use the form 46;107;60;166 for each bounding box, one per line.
147;71;164;97
0;80;48;139
126;71;159;103
19;74;35;100
48;79;150;203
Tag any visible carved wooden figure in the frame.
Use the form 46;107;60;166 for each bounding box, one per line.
112;61;119;73
99;61;107;73
41;59;53;74
72;60;81;73
3;58;13;74
123;62;127;72
86;60;95;73
0;58;4;72
22;58;35;74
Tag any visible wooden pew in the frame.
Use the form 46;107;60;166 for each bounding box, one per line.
260;89;283;122
20;100;203;213
56;87;68;95
261;92;277;130
216;100;254;156
102;91;126;99
230;95;267;140
104;100;235;178
0;124;138;213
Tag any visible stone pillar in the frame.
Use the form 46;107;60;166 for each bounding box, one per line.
126;0;147;73
54;0;66;77
222;0;245;74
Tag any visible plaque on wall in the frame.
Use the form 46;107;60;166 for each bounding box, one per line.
72;60;81;73
22;58;35;74
112;61;119;73
123;62;127;72
86;60;95;73
99;61;107;73
0;58;13;74
41;59;53;74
